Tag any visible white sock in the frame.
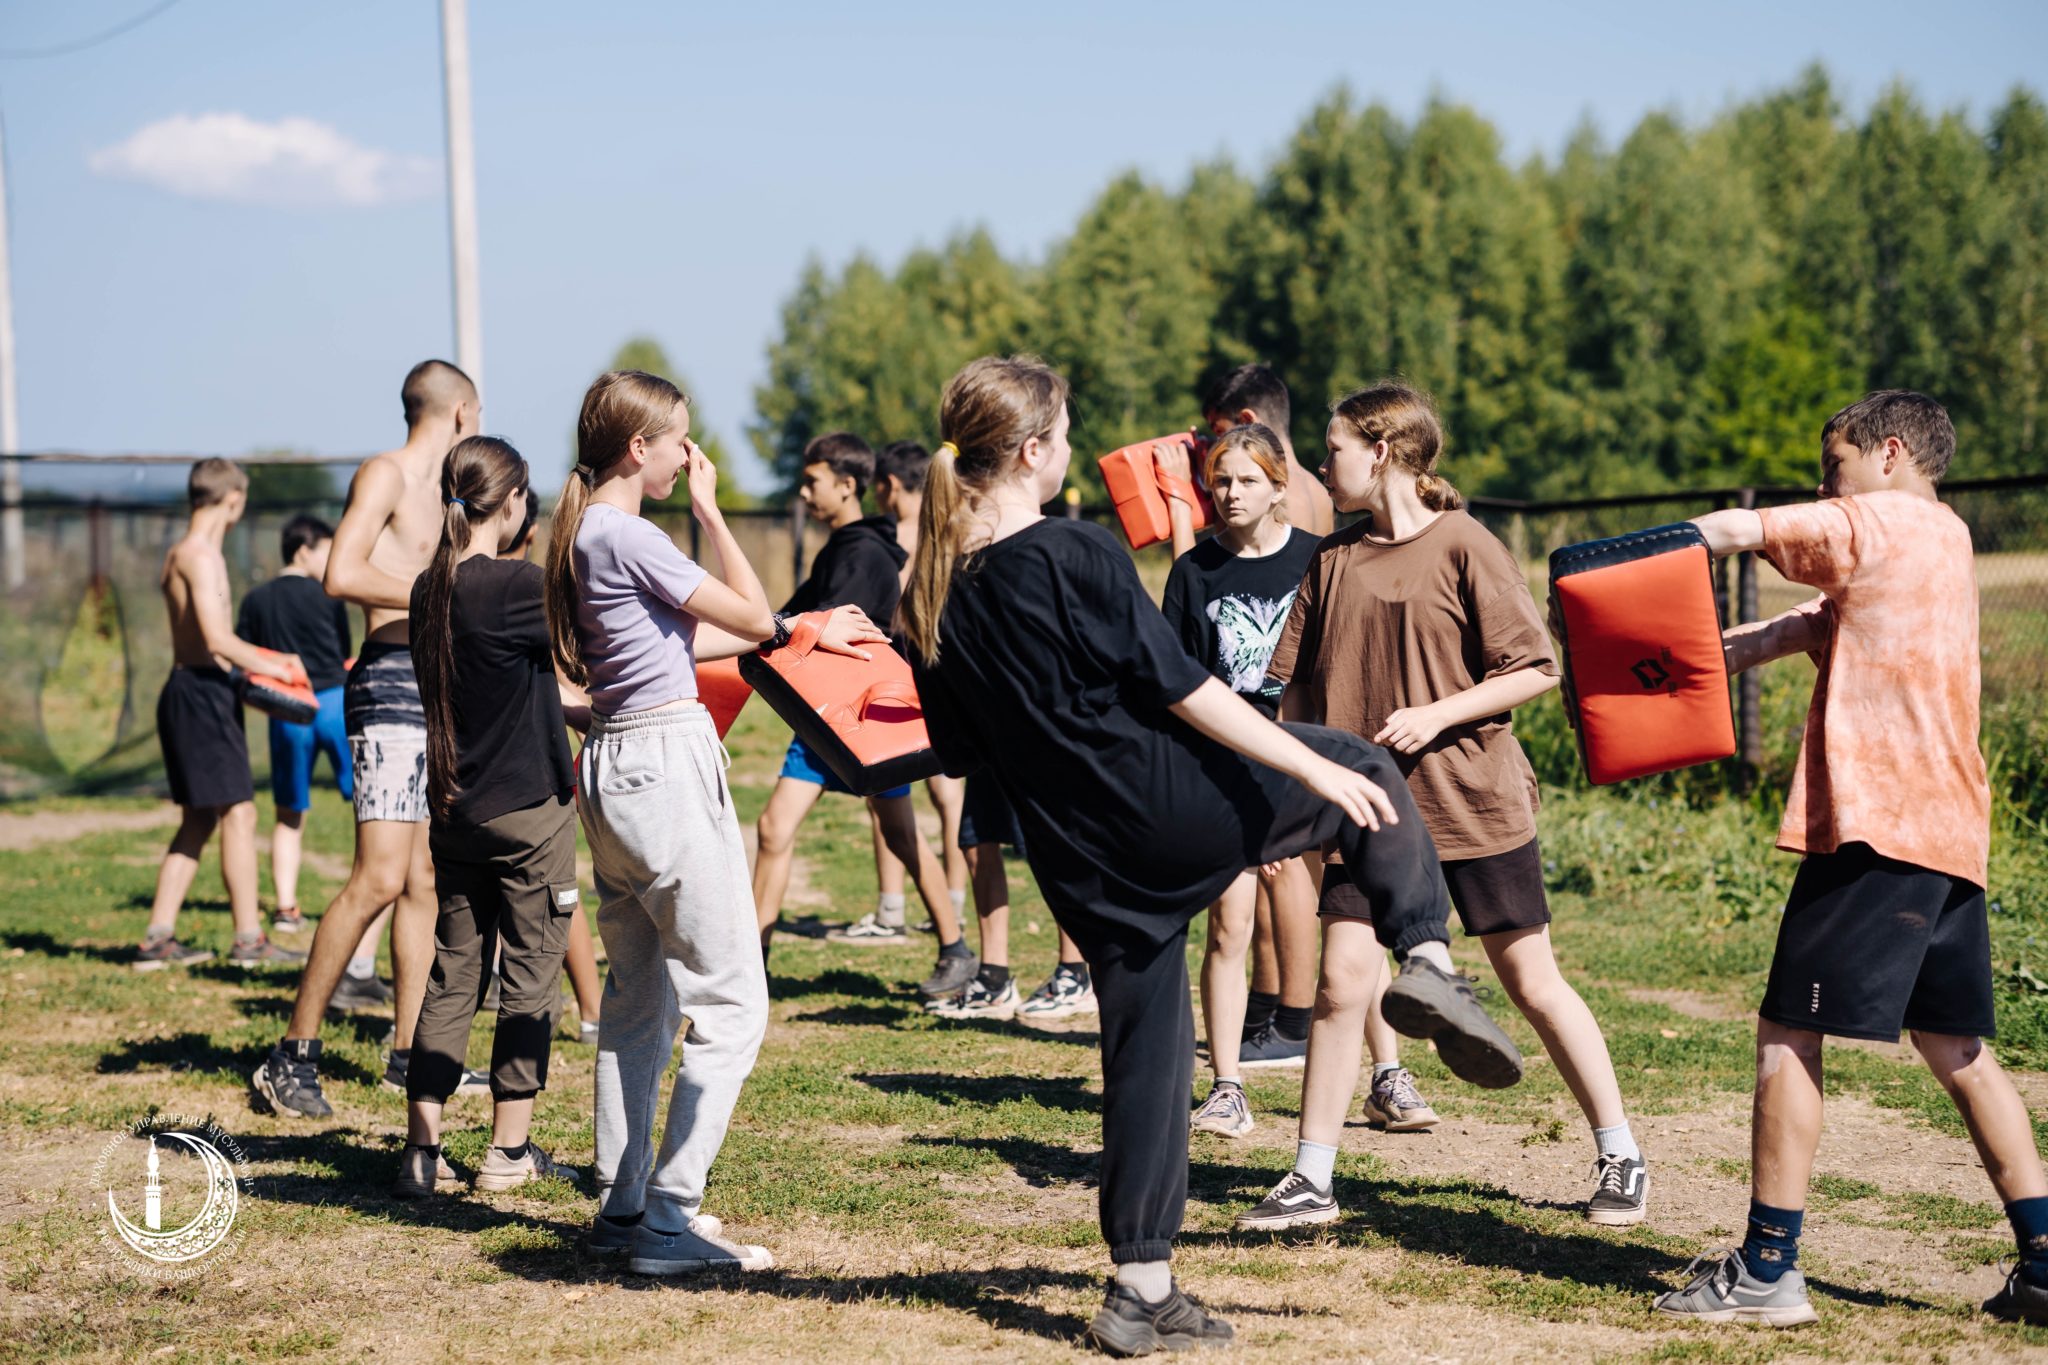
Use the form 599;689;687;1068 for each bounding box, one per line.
1406;941;1453;974
1294;1140;1338;1188
1594;1122;1640;1161
345;955;375;981
1115;1259;1173;1303
877;893;906;928
950;888;966;913
1371;1062;1399;1079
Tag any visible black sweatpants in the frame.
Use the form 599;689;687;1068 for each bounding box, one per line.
1056;725;1450;1263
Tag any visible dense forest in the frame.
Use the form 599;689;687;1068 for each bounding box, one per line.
746;67;2048;502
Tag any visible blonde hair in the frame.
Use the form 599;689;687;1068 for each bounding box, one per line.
1329;382;1462;511
188;457;247;509
1204;423;1291;523
901;355;1069;665
543;370;686;685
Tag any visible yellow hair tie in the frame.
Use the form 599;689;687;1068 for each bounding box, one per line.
936;441;959;461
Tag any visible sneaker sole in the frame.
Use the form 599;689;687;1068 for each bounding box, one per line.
1379;980;1524;1089
1586;1173;1648;1226
1653;1301;1817;1327
1237;1053;1307;1070
1190;1117;1255;1138
1361;1100;1439;1132
1085;1312;1233;1357
1233;1203;1340;1232
628;1248;774;1275
248;1066;332;1121
473;1172;546;1193
1018;1000;1097;1019
132;952;214;973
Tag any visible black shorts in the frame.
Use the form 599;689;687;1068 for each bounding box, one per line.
1318;836;1550;938
156;666;254;810
959;774;1026;853
1760;842;1994;1042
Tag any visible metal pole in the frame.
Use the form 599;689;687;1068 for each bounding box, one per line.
440;0;484;401
1737;488;1761;785
789;497;806;599
0;108;23;590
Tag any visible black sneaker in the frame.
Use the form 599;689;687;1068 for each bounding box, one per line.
1237;1023;1308;1069
381;1048;492;1096
1378;957;1524;1089
917;947;980;999
250;1039;333;1119
1586;1152;1648;1226
1234;1170;1339;1231
1985;1265;2048;1324
327;973;394;1015
1084;1279;1233;1357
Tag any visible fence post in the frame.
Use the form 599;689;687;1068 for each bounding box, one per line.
1736;488;1760;787
87;497;108;596
789;496;806;594
689;509;701;564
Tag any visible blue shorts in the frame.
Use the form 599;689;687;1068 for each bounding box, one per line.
779;736;910;800
269;685;353;812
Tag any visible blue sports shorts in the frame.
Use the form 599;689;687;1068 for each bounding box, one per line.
269;685;353;812
778;735;911;800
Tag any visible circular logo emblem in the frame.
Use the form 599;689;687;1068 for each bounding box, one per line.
92;1113;250;1278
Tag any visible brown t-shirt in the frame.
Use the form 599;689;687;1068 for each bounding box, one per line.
1758;492;1988;887
1267;510;1556;860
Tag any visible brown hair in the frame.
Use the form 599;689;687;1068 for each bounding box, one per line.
1329;382;1462;511
1821;389;1956;482
543;370;687;686
413;436;529;820
902;356;1069;665
803;431;876;495
1204;422;1291;522
1203;363;1292;435
188;457;247;509
401;359;477;431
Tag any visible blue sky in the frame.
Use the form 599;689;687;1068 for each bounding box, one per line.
4;0;2046;493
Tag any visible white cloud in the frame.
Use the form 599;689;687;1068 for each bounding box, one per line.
89;113;438;208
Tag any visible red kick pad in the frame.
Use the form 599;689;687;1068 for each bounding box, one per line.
1099;432;1215;549
1549;524;1734;785
739;612;941;796
235;648;317;724
695;658;752;739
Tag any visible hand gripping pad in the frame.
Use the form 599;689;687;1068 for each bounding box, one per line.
1098;432;1215;549
234;648;318;724
694;658;752;739
739;613;942;795
1548;524;1734;784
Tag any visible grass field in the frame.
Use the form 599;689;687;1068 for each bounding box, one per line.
4;691;2048;1361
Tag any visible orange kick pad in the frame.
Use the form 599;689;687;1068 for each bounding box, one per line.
1098;432;1215;549
739;612;941;796
695;658;752;738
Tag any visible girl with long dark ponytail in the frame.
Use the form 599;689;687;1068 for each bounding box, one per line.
395;434;584;1200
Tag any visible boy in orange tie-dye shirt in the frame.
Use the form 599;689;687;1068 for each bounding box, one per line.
1653;391;2047;1328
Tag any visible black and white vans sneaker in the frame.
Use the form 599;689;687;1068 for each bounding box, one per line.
1586;1152;1648;1226
1084;1279;1233;1357
1234;1170;1339;1231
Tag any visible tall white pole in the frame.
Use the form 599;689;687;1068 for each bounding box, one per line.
439;0;483;403
0;110;23;590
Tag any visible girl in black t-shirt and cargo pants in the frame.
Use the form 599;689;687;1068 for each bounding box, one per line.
902;357;1523;1357
396;437;583;1198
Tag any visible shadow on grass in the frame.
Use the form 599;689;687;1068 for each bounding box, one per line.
906;1134;1099;1188
858;1073;1101;1116
769;967;903;1003
1;929;135;965
953;1016;1101;1049
94;1031;382;1087
791;1002;918;1028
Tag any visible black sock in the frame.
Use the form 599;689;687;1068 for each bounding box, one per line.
495;1141;530;1162
1243;990;1279;1035
405;1142;441;1157
1273;1004;1312;1042
1740;1200;1804;1283
939;937;973;959
2010;1195;2048;1286
599;1209;643;1228
1057;960;1090;987
977;963;1011;991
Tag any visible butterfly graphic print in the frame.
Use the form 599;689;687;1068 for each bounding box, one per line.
1205;591;1298;694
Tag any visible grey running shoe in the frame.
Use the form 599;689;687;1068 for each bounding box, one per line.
392;1145;465;1199
1237;1023;1307;1069
1984;1266;2048;1324
1189;1082;1254;1138
1379;957;1524;1089
1235;1170;1339;1231
1018;966;1097;1019
1361;1066;1439;1132
228;935;306;967
133;936;213;972
327;972;394;1015
381;1049;491;1096
1587;1152;1648;1226
825;912;909;945
270;906;309;935
1085;1280;1233;1357
474;1143;579;1193
927;976;1019;1020
628;1216;774;1275
250;1040;333;1119
1653;1250;1817;1326
917;948;980;999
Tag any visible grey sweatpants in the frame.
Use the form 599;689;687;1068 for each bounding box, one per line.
579;703;768;1225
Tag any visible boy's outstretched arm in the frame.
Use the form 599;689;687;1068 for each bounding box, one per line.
1722;600;1829;676
1690;508;1765;559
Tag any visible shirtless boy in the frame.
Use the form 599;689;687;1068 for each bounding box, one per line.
252;361;483;1118
137;459;309;970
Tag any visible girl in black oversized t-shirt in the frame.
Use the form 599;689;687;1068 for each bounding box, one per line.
901;356;1519;1354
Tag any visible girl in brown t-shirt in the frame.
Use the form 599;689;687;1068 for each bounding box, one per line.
1250;382;1646;1231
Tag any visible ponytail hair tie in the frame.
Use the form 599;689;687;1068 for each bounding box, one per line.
935;442;959;462
448;496;466;508
575;463;595;488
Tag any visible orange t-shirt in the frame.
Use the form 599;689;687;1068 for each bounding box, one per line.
1758;491;1988;887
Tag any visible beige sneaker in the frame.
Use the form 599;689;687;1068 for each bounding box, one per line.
1361;1066;1440;1132
392;1145;465;1199
474;1143;581;1193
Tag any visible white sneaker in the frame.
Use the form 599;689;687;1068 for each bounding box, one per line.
1017;966;1097;1019
1189;1082;1254;1137
825;912;909;945
928;977;1020;1020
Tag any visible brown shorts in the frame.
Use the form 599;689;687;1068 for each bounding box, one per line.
1320;837;1551;938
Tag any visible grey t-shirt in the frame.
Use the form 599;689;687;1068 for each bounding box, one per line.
573;503;709;716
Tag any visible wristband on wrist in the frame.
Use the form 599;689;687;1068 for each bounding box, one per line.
767;613;794;651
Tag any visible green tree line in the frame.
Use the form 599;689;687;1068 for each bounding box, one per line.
749;67;2048;502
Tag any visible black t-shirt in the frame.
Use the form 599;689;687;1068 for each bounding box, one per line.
1160;527;1320;717
783;515;908;624
413;557;574;829
236;575;353;692
910;519;1254;940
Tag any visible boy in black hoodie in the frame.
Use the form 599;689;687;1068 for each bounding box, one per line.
751;433;976;997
